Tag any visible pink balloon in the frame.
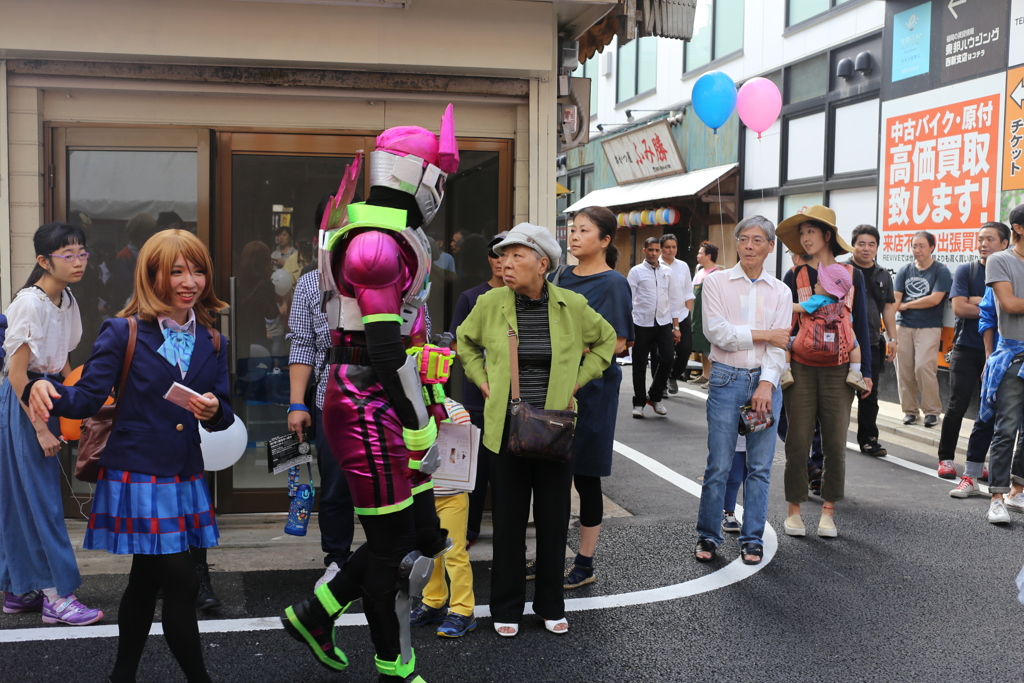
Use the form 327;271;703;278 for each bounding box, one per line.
736;77;782;139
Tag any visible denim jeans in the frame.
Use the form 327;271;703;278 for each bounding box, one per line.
987;357;1024;494
723;450;747;513
938;345;986;461
696;362;782;548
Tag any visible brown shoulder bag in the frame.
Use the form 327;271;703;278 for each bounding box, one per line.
505;327;576;463
75;316;138;482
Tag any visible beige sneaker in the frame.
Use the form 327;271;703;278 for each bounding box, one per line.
846;369;867;392
818;509;838;538
780;368;795;390
784;514;805;536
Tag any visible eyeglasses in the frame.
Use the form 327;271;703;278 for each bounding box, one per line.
736;237;768;246
49;252;90;262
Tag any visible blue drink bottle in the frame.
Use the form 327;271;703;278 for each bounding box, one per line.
285;464;315;536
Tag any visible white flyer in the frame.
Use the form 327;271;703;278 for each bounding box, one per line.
430;422;479;491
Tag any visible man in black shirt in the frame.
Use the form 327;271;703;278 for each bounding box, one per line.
848;225;897;456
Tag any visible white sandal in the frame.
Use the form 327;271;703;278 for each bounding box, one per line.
543;618;568;634
494;622;519;637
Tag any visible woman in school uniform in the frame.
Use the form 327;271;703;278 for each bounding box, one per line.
27;229;234;683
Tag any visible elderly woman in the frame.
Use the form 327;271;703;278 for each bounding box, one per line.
457;222;616;638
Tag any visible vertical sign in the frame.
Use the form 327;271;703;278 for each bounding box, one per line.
1004;66;1024;190
939;0;1009;85
892;2;933;83
882;93;1001;266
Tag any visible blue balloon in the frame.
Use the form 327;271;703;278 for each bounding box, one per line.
691;71;737;133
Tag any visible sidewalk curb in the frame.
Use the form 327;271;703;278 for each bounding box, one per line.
852;407;967;459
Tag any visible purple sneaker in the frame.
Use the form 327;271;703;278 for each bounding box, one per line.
3;590;45;614
41;595;103;626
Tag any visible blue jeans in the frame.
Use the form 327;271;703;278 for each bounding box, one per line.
696;363;782;548
988;358;1024;494
723;450;747;513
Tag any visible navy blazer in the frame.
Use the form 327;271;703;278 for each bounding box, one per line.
50;316;235;477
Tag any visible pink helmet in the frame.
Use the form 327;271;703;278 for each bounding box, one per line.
369;104;459;227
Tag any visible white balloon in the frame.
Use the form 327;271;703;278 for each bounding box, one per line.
200;418;249;471
271;268;293;296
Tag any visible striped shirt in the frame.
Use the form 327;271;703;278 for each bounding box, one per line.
512;287;552;410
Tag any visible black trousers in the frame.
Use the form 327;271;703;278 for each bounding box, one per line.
856;341;887;446
466;409;492;541
314;407;355;567
937;344;986;461
490;418;574;623
632;323;674;405
651;319;694;382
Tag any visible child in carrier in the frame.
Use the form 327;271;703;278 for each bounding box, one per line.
780;262;867;393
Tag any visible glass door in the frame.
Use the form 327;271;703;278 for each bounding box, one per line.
215;133;370;513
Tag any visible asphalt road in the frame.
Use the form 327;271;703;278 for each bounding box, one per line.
3;377;1023;683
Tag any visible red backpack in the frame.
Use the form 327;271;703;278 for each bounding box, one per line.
791;264;855;366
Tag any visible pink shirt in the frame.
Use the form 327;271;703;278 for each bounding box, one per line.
701;263;792;387
692;265;721;287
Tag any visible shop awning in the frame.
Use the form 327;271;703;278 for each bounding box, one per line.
564;162;738;212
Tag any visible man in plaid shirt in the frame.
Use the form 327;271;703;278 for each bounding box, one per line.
287;264;355;589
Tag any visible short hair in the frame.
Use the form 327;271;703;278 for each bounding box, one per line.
644;236;661;247
980;221;1011;244
120;229;227;327
734;215;776;242
157;211;184;230
659;233;678;247
912;230;935;249
851;224;880;245
699;241;719;262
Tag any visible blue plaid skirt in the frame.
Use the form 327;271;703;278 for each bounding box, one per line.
84;468;219;555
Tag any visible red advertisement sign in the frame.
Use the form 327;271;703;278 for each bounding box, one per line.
882;93;1000;266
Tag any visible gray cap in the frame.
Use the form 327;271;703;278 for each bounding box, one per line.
493;222;561;272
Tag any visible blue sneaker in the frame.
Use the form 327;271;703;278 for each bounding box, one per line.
437;612;477;638
721;512;741;533
410;602;447;627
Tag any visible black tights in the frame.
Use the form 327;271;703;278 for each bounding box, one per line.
574;474;604;529
108;551;210;683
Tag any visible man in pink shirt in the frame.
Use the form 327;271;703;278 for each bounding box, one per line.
694;215;792;567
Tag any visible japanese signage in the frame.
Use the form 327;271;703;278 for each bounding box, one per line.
882;91;1001;267
892;2;932;83
939;0;1008;85
1011;0;1024;67
601;120;685;185
1004;66;1024;190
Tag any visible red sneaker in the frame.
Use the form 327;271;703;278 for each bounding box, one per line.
937;460;957;479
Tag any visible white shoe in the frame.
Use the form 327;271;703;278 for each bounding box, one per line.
988;499;1011;524
632;406;644;419
817;513;837;538
1005;492;1024;513
648;400;667;416
315;562;341;591
950;477;983;499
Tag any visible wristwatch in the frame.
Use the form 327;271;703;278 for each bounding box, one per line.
672;326;680;331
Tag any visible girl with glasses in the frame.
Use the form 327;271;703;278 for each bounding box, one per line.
0;222;104;626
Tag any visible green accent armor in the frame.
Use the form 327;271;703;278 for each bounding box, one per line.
375;651;417;679
421;384;446;405
314;582;349;617
402;419;437;451
363;313;404;324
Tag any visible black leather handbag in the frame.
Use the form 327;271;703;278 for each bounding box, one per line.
505;328;575;463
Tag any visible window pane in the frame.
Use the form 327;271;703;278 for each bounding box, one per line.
827;187;878;245
833;99;879;174
788;0;829;26
786;54;828;104
584;58;599;115
686;0;713;71
783;192;824;223
637;37;658;93
743;120;781;190
714;0;744;58
786;111;826;180
618;41;637;101
67;150;198;368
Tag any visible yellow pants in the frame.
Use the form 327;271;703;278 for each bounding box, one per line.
422;492;475;617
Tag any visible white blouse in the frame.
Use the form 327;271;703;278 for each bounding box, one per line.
3;287;82;375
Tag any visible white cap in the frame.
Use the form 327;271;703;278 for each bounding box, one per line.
493;222;561;273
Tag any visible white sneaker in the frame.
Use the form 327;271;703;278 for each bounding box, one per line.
988;499;1011;525
1005;492;1024;513
632;406;644;419
949;476;983;499
315;562;341;591
648;400;667;416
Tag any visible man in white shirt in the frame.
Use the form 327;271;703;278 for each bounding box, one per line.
694;215;792;566
626;237;681;418
653;233;695;394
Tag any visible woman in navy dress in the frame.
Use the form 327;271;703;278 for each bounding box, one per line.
551;206;633;588
28;229;234;683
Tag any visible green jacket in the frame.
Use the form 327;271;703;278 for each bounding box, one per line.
456;284;617;452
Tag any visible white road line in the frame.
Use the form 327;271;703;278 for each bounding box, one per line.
0;441;775;642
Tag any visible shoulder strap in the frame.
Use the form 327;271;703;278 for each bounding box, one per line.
969;260;982;294
507;327;520;401
795;264;812;303
112;316;138;416
551;264;570;287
